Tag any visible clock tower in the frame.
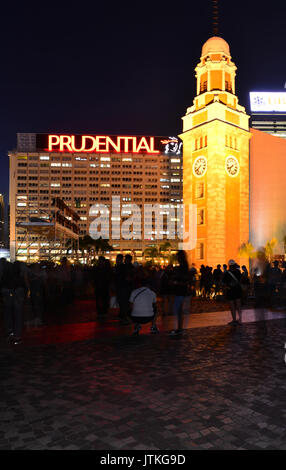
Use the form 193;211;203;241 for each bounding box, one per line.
180;36;251;267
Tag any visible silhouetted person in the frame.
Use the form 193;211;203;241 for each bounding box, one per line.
213;264;223;298
169;250;190;336
0;260;29;344
159;265;172;315
29;263;47;325
204;266;213;298
58;257;72;306
268;260;282;307
199;265;206;297
241;265;250;306
93;256;112;316
223;259;243;326
113;254;131;324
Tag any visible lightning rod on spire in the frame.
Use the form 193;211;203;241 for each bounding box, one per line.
212;0;219;36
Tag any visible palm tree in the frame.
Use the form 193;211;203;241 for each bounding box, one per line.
264;238;277;262
238;241;256;260
159;241;171;259
78;235;114;263
144;245;160;264
78;235;95;264
93;237;114;256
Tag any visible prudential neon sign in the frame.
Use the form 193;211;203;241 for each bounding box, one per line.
47;134;161;154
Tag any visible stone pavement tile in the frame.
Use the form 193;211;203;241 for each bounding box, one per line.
1;318;286;449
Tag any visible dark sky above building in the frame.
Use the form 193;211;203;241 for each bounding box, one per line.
1;0;286;201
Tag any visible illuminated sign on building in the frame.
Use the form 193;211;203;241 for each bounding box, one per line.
34;134;182;155
48;135;160;154
250;92;286;112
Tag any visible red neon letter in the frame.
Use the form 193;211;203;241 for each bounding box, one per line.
48;135;60;151
136;137;151;153
60;135;73;152
149;137;160;154
97;136;108;152
83;136;97;152
106;136;121;153
71;135;85;152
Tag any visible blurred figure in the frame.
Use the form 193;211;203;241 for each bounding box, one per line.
29;263;47;326
204;266;213;299
268;260;282;308
223;259;243;326
199;265;206;298
58;257;73;306
93;256;112;317
113;254;131;325
252;248;271;311
213;264;223;298
169;250;190;336
159;265;172;315
240;265;250;306
72;264;84;298
0;260;29;345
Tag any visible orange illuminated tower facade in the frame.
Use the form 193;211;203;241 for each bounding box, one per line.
180;37;251;267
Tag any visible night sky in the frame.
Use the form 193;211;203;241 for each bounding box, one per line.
1;0;286;205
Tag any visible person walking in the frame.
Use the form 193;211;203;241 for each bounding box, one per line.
223;259;243;326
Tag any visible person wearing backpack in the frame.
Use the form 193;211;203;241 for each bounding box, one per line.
0;259;29;345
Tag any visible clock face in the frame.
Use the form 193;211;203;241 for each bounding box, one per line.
193;156;207;177
225;156;239;177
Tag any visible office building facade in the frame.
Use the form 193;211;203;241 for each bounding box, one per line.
9;134;183;262
250;92;286;138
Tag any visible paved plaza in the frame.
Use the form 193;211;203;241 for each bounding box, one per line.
1;306;286;451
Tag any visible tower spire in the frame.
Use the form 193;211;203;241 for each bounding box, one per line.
212;0;219;36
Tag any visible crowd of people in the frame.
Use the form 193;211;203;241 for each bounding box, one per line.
0;252;285;344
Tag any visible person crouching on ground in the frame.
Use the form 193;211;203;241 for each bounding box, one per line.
129;269;158;336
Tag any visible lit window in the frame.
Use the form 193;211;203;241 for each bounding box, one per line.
196;242;204;260
197;209;205;225
195;182;204;199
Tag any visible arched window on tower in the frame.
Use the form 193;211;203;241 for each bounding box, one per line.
200;81;207;93
225;80;232;92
